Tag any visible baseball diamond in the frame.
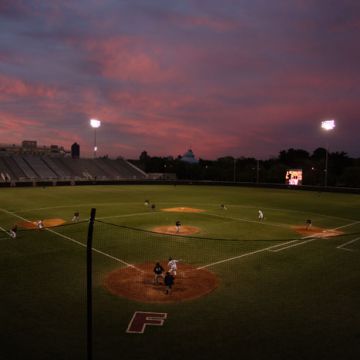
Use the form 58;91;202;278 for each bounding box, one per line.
1;184;360;360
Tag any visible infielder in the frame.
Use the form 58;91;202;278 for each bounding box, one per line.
258;210;264;221
72;211;80;222
9;224;17;239
175;220;181;233
37;220;44;229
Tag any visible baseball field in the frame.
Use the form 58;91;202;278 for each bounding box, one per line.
1;184;360;359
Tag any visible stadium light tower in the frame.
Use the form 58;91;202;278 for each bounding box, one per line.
321;119;335;187
90;119;101;158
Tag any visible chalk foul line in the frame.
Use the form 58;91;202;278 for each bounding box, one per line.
198;221;360;269
0;208;142;272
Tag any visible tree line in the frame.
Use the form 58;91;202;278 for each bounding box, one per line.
128;148;360;187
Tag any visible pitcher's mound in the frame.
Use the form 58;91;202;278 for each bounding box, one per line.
161;207;205;213
17;218;66;229
152;225;200;235
293;226;343;238
104;262;218;303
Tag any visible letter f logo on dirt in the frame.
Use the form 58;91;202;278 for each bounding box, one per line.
126;311;168;334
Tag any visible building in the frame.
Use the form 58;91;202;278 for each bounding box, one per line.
71;143;80;159
0;140;69;157
180;149;198;164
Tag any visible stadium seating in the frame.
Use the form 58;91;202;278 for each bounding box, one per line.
0;155;147;181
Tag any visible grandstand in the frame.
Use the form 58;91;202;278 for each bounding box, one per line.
0;155;146;182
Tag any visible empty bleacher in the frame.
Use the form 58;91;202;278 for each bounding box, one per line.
104;158;146;179
23;155;57;179
12;156;38;179
0;155;147;181
41;157;72;179
0;157;14;181
1;156;27;180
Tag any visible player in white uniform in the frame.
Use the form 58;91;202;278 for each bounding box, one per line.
37;220;44;229
72;211;80;222
9;224;17;239
175;220;181;233
167;257;181;276
258;210;264;221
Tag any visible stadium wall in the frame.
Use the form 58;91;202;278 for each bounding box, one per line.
0;178;359;194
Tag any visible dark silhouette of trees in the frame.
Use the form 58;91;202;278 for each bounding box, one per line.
129;148;360;187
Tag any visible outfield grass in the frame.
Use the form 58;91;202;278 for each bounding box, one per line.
1;185;360;360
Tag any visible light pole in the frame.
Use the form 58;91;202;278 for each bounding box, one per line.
233;158;236;183
90;119;101;158
321;119;335;187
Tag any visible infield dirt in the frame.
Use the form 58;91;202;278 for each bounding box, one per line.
104;262;218;303
161;207;205;213
293;225;343;238
17;218;66;229
152;225;200;235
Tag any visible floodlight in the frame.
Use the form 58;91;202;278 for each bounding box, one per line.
90;119;101;128
321;119;335;131
320;119;336;187
90;118;101;158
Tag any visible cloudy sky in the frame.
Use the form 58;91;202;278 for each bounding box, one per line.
1;0;359;159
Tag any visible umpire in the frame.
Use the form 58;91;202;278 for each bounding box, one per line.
153;262;165;285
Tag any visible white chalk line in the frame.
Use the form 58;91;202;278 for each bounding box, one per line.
3;205;358;271
0;225;9;234
0;225;10;240
268;221;360;252
197;241;296;270
198;221;360;269
0;208;143;272
202;212;289;229
337;237;360;252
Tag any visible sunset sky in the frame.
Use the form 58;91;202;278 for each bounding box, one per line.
1;0;359;159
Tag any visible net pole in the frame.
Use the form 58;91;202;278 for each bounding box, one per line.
87;208;96;360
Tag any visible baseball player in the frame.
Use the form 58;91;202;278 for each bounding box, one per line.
37;220;44;229
220;204;228;210
258;210;264;221
9;224;17;239
175;220;181;233
164;272;174;294
144;200;150;206
72;211;80;222
306;219;312;230
153;262;165;285
168;257;181;276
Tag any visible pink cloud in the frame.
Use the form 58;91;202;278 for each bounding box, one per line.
0;74;58;99
77;36;177;83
